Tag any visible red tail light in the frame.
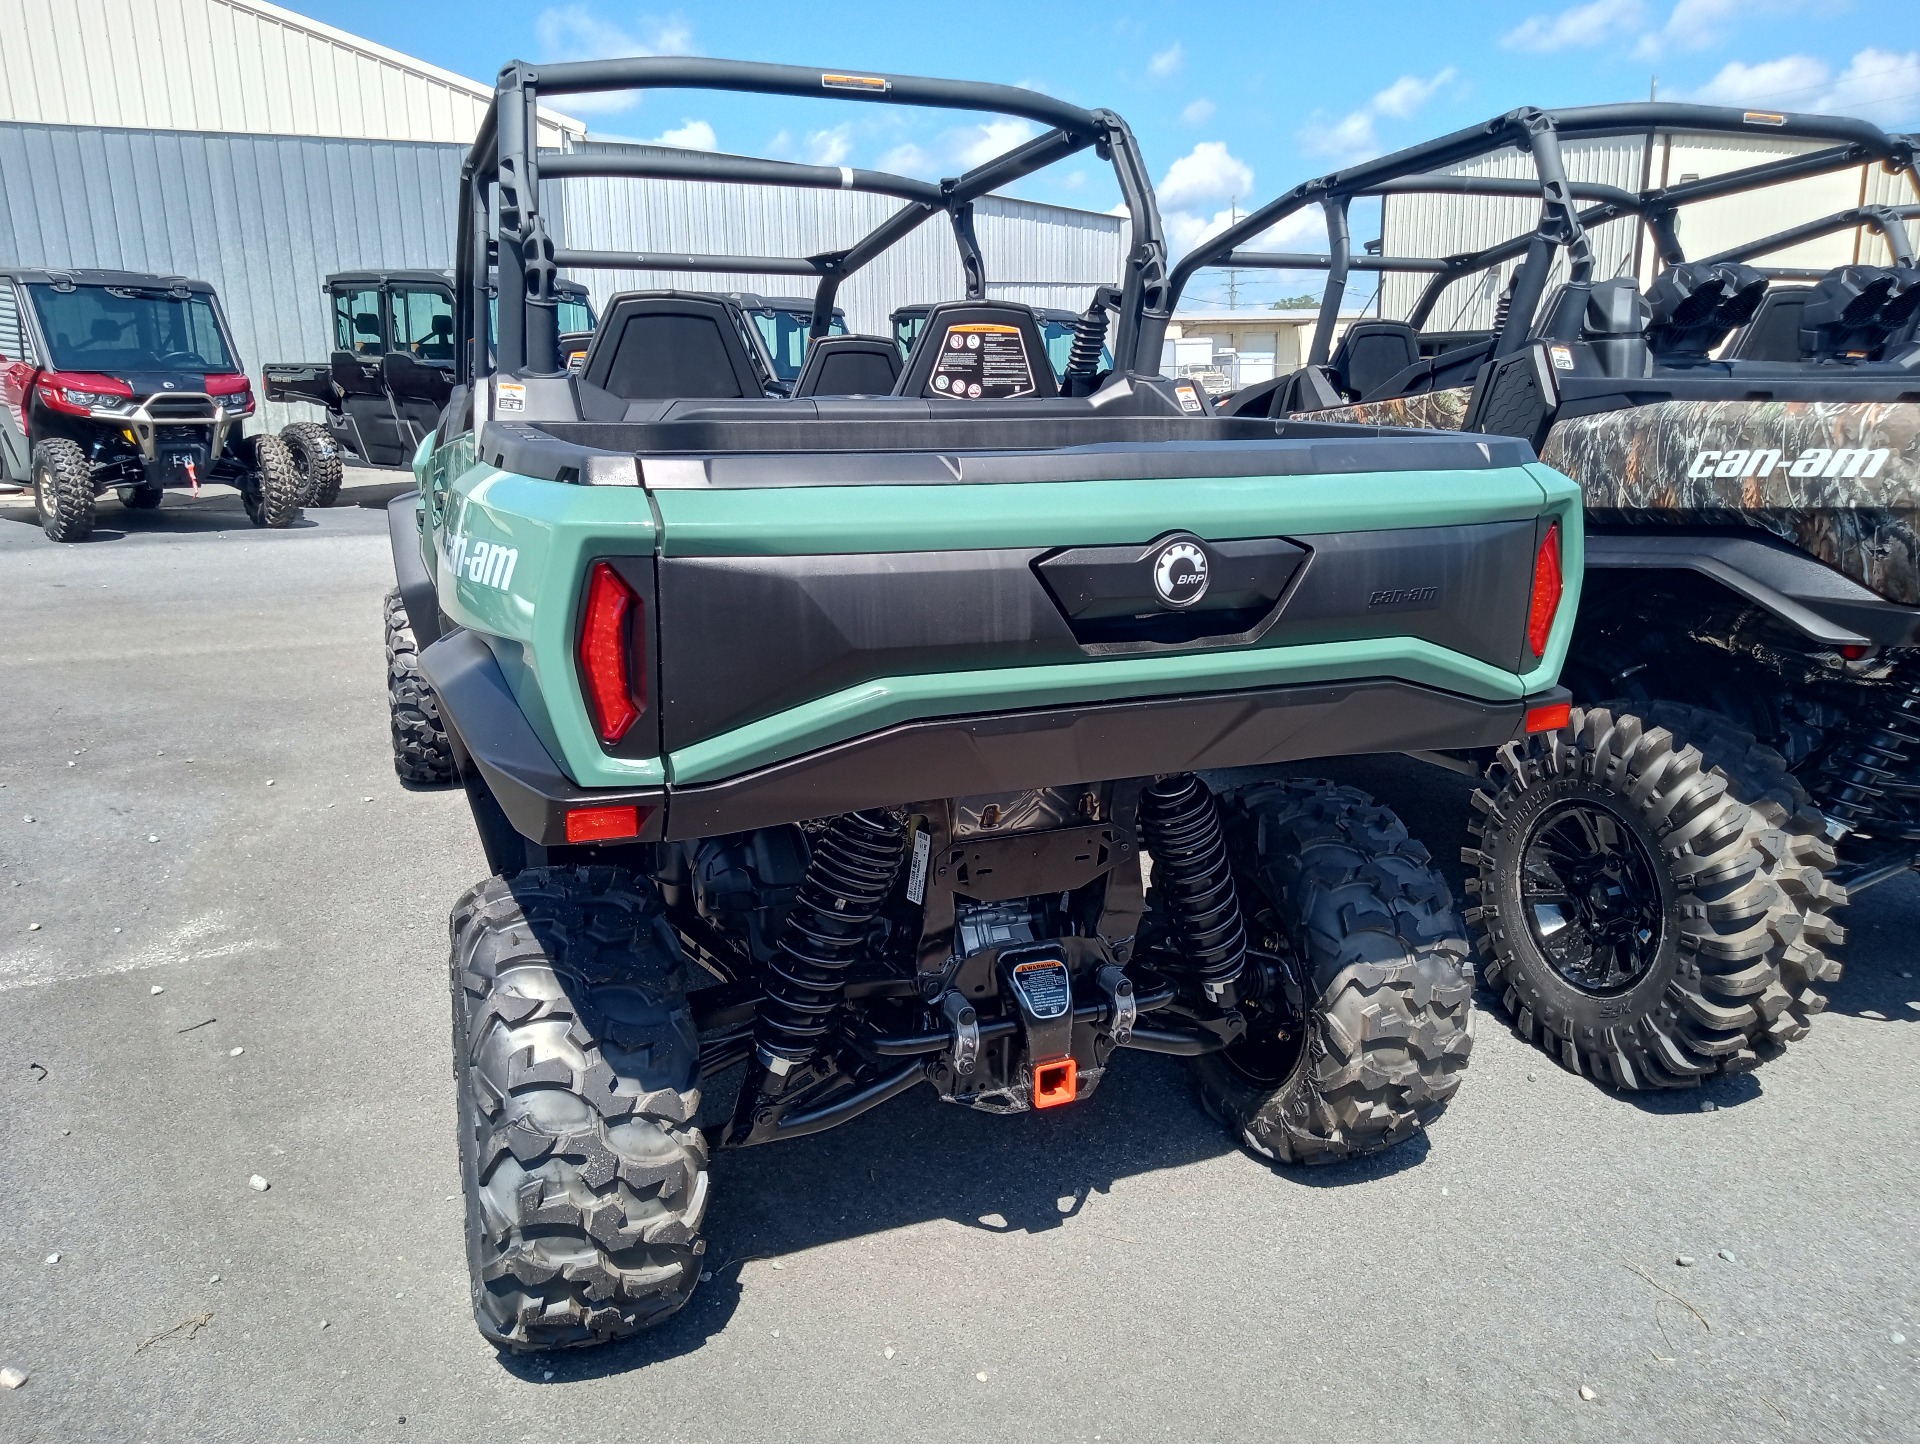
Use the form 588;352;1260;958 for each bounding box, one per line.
579;561;644;743
1527;522;1563;659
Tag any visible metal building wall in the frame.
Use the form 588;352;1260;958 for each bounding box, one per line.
0;121;463;429
0;0;580;146
1380;134;1920;328
551;147;1127;334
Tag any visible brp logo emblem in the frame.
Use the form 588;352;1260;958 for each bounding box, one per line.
1152;540;1209;609
161;381;176;390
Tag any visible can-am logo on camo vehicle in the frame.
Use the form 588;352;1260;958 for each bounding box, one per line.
1152;540;1209;608
445;531;519;592
1686;446;1892;480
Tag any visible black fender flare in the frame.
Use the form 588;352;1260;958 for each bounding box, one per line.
1584;531;1920;648
387;490;443;648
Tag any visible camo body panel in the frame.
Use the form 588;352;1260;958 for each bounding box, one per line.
1540;400;1920;606
1297;388;1473;431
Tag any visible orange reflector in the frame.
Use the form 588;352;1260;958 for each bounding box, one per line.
1527;522;1563;658
565;804;644;844
1525;701;1572;734
1032;1058;1078;1109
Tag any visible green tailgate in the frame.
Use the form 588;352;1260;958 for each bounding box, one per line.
421;436;1582;791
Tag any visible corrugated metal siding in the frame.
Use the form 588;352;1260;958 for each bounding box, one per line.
0;121;462;429
0;0;578;146
1381;134;1920;327
552;147;1126;334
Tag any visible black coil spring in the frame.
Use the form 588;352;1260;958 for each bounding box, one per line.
1140;774;1247;993
756;810;906;1066
1065;301;1110;378
1815;666;1920;839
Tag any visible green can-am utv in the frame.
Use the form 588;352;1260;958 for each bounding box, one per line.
387;56;1581;1353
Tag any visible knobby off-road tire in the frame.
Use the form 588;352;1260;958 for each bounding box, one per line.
117;485;164;510
241;433;302;528
450;868;708;1352
384;587;455;785
1198;779;1475;1166
1465;706;1845;1090
32;438;95;542
282;420;344;507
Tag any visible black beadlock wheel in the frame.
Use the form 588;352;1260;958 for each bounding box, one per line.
450;868;708;1352
282;420;344;507
384;588;455;785
1196;779;1475;1166
32;438;96;542
1465;705;1846;1089
242;434;302;528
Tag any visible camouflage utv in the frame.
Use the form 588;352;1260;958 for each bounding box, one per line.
1170;104;1920;1091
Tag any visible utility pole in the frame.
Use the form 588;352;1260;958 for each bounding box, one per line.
1225;197;1241;310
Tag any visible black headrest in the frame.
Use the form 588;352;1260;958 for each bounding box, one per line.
1799;265;1920;362
1581;279;1649;338
582;291;764;401
895;302;1059;401
354;311;382;338
792;334;902;397
1645;262;1768;361
1727;288;1813;361
1328;321;1419;400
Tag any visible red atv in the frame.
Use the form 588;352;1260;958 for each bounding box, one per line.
0;267;299;542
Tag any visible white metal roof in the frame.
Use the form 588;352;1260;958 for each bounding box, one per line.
0;0;582;146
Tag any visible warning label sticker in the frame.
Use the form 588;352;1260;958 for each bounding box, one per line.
927;323;1037;400
1011;958;1070;1019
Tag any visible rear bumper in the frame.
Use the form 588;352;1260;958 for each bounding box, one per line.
422;627;1545;843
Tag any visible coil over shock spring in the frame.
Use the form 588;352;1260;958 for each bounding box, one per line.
1140;774;1247;1003
754;809;907;1073
1065;300;1110;380
1815;666;1920;840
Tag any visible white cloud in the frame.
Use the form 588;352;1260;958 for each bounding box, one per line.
805;125;853;166
1299;68;1458;163
1149;43;1184;78
1684;48;1920;126
1159;141;1254;210
878;141;936;177
643;118;715;151
1161;200;1324;261
1181;98;1216;126
1372;68;1458;119
533;7;695;112
1502;0;1644;53
1633;0;1742;60
951;119;1039;171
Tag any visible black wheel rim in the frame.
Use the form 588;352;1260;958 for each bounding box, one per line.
1520;798;1665;994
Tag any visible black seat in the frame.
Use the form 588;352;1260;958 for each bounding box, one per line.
1327;320;1419;400
792;334;901;397
895;301;1059;400
1798;266;1920;361
1728;287;1813;361
582;292;765;401
1645;261;1768;363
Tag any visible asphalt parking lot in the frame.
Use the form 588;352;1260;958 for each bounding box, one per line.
1;477;1916;1444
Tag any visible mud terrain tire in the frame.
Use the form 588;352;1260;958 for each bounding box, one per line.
450;868;708;1352
1198;779;1475;1166
33;438;95;542
384;588;455;785
1466;705;1843;1088
241;434;302;528
282;420;343;507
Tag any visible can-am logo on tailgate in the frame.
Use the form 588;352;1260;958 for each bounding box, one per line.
445;531;519;592
1687;446;1891;480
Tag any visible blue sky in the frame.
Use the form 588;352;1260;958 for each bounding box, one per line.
299;0;1919;306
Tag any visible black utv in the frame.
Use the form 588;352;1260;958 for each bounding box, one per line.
0;267;298;541
262;269;597;498
1177;103;1914;1091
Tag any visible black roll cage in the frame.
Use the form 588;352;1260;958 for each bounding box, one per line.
1171;103;1919;367
458;57;1168;382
